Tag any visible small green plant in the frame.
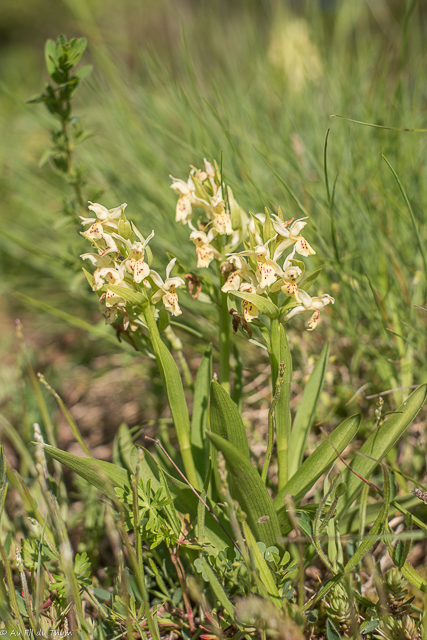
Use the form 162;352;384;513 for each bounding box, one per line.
27;35;92;215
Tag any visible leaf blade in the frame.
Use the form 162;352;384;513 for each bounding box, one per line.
287;342;330;478
206;431;282;548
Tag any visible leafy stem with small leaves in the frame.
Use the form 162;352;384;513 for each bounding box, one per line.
27;35;92;216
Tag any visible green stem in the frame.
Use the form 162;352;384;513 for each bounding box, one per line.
143;303;199;489
269;316;280;391
219;287;231;394
262;363;285;484
271;321;292;491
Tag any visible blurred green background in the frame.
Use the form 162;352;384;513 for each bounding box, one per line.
1;0;427;462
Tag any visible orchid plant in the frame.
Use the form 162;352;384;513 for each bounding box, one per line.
80;158;336;491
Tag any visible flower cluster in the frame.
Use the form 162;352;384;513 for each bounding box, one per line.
170;161;334;331
222;211;334;330
80;202;185;326
170;158;248;268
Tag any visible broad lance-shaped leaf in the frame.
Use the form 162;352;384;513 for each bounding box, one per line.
209;380;250;459
206;431;282;549
228;290;279;318
287;342;330;478
274;414;361;510
336;384;427;521
44;445;230;553
143;304;199;489
107;284;146;307
191;344;212;478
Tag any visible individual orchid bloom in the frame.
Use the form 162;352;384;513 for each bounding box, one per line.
284;290;335;331
170;175;200;224
80;252;116;290
150;259;185;316
189;226;221;268
269;248;303;302
120;230;155;284
210;193;233;235
81;226;120;256
80;202;127;237
96;267;130;324
272;215;316;259
239;283;260;323
233;244;281;290
221;256;252;292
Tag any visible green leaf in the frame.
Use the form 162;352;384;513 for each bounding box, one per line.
287;342;330;478
143;304;198;489
400;561;427;590
191;344;212;475
107;284;146;307
360;620;380;634
326;619;343;640
206;431;282;548
68;38;87;67
74;65;93;81
209;380;250;458
263;208;276;243
43;445;131;500
44;39;58;78
201;558;235;617
336;384;427;520
300;268;322;292
274;414;361;510
112;423;135;473
228;291;279;318
242;521;281;607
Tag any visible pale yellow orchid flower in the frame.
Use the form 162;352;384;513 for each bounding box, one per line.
119;229;154;284
97;267;130;324
239;283;260;323
210;193;233;235
284;290;334;331
150;259;185;316
272;216;316;259
189;226;221;268
221;256;252;292
80;252;117;290
80;202;127;239
231;244;281;290
269;248;303;303
170;176;200;224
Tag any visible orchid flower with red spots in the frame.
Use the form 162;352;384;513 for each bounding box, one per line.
118;228;154;284
230;243;282;290
150;258;186;317
189;225;221;268
271;215;316;258
239;283;260;323
269;247;303;303
221;255;253;292
170;175;204;224
80;202;127;254
284;290;335;330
